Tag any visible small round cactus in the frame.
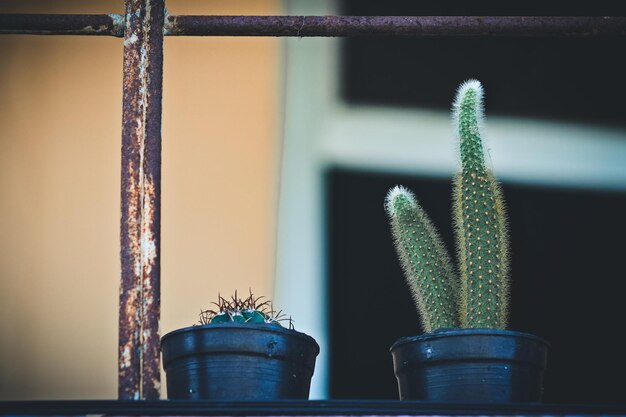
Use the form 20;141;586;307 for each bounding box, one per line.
198;290;293;328
385;79;510;332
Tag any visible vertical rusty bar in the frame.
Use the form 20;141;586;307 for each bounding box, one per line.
119;0;164;400
140;0;164;401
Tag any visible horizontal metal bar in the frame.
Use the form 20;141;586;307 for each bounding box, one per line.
2;399;626;416
165;15;626;37
1;14;626;37
0;13;124;36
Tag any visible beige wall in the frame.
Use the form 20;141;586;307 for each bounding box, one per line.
0;0;282;399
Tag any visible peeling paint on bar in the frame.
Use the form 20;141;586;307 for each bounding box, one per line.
119;0;163;401
0;14;124;36
165;15;626;37
2;14;626;37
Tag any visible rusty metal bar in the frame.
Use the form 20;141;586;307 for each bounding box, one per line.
2;15;626;37
0;13;124;36
119;0;164;400
164;15;626;37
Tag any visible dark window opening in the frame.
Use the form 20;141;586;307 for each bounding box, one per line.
340;0;626;127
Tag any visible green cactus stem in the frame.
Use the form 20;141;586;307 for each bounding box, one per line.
452;79;510;329
242;309;267;323
385;186;460;332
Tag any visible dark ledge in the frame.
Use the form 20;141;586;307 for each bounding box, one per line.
1;400;626;416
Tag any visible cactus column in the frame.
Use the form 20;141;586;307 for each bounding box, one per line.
452;80;509;329
385;186;460;332
385;79;511;333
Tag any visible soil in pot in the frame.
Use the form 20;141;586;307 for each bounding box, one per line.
390;328;549;403
161;322;320;400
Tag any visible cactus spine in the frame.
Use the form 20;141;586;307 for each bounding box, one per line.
385;79;510;332
452;80;509;329
199;291;293;328
385;186;460;332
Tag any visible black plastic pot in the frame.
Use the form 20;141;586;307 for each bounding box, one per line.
390;328;549;403
161;322;320;400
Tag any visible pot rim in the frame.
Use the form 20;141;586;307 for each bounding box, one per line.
390;327;549;352
161;322;319;352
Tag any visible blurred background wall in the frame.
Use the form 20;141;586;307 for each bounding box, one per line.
0;0;282;400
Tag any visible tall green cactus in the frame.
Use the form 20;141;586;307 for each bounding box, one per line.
452;80;509;329
385;79;510;332
386;186;460;332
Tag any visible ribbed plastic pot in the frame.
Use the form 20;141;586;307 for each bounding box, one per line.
390;328;549;403
161;323;320;400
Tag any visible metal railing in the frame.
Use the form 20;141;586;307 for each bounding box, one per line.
1;0;625;401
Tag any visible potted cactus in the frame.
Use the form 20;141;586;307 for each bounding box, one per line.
160;291;319;400
385;80;549;403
